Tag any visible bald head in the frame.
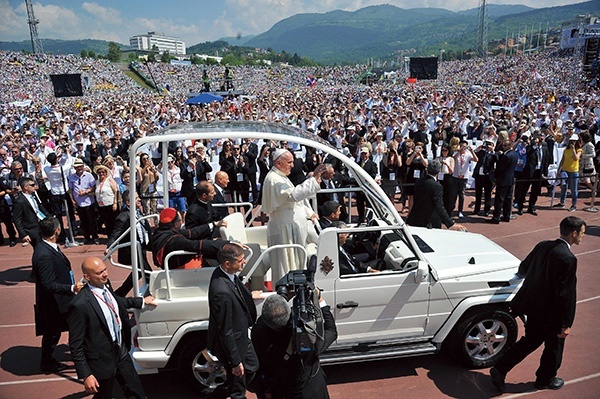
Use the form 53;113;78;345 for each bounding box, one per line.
82;257;109;288
215;171;229;189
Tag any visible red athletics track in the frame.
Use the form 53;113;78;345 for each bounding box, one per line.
1;190;599;399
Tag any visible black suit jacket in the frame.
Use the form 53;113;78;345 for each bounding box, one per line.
32;240;75;336
360;159;378;179
212;186;229;221
473;149;496;181
208;267;257;368
185;199;216;238
523;144;550;178
511;239;577;331
222;155;250;192
68;285;143;380
257;158;271;185
406;174;454;229
106;207;152;266
12;193;49;240
195;158;213;182
243;142;258;174
494;149;518;187
339;246;370;275
178;158;196;201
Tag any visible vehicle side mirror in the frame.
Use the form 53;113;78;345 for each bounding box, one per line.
414;261;429;283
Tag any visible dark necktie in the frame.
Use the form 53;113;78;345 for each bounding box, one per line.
340;247;358;273
103;289;121;345
234;276;254;326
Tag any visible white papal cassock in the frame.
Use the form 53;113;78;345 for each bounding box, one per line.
262;167;320;284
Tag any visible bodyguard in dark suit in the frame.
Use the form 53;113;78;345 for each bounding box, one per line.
406;160;466;231
213;171;231;221
355;147;378;222
490;216;586;392
317;164;351;222
242;139;259;203
33;216;84;372
13;176;50;248
0;175;18;246
318;200;341;231
184;181;226;238
490;140;518;223
68;257;157;399
515;136;550;215
208;243;258;399
106;190;152;297
221;145;251;212
331;220;380;275
472;140;496;216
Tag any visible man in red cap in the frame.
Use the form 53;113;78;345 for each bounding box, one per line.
151;207;229;269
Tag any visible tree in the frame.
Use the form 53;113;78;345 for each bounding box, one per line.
80;49;88;58
88;50;96;59
160;50;172;63
128;52;137;61
107;42;122;62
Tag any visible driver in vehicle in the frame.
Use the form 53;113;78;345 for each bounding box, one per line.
332;220;381;275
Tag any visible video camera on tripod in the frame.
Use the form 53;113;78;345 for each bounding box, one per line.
274;257;324;355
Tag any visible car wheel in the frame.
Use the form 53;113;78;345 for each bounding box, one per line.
447;308;517;368
180;339;227;391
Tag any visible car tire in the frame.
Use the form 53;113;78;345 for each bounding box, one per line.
179;339;227;392
447;307;517;368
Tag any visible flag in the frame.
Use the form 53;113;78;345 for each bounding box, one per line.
306;75;316;87
533;70;543;81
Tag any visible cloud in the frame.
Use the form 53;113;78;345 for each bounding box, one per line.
0;0;26;42
30;2;83;40
81;2;122;25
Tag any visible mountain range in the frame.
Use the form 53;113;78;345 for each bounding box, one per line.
239;1;600;63
2;1;600;64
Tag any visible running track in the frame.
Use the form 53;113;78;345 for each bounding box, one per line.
1;191;599;398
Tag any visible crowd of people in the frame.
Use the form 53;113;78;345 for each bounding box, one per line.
3;47;598;398
2;49;600;249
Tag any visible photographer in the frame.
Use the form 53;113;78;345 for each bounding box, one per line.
252;289;337;399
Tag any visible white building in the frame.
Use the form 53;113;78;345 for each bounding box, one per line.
130;32;186;55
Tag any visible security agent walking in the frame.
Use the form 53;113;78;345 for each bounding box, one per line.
406;159;466;231
252;292;337;399
208;243;258;399
68;257;157;399
33;216;84;372
490;216;586;392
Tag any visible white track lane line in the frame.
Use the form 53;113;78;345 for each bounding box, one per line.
501;372;600;398
0;375;80;386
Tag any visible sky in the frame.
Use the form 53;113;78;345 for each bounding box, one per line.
0;0;587;46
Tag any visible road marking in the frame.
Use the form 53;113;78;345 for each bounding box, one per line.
575;248;600;257
578;295;600;304
0;323;34;328
501;372;600;398
492;215;600;240
0;375;80;386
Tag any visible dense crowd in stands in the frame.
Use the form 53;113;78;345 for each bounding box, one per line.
1;49;599;249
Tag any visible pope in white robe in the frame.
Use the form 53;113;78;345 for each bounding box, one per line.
262;149;327;284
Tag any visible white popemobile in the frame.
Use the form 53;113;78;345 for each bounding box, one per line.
108;121;523;390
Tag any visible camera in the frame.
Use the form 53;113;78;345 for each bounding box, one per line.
275;268;323;354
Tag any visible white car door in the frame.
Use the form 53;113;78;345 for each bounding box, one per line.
333;266;431;345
